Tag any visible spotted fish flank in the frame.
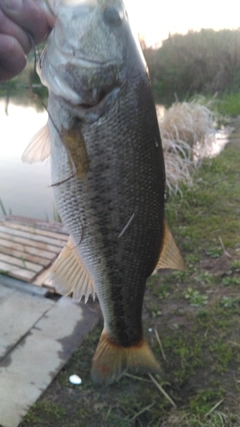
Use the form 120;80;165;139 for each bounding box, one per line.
23;0;185;384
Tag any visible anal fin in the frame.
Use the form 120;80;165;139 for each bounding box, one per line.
50;237;96;302
156;221;186;271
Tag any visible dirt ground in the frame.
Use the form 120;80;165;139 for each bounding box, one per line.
19;123;240;427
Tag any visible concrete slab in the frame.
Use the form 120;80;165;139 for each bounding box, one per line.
0;295;100;427
0;283;15;302
0;275;49;297
0;336;62;427
0;289;54;360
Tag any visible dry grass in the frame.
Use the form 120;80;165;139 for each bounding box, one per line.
157;99;231;195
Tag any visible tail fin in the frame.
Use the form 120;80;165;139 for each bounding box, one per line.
91;331;160;385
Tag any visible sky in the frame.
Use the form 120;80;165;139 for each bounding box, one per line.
125;0;240;46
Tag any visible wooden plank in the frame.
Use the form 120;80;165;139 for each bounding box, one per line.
0;245;51;267
0;253;42;273
5;215;68;234
0;216;67;290
1;221;68;242
0;225;65;248
0;238;55;260
0;232;61;253
0;261;37;282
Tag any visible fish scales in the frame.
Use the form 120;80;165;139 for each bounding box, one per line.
49;73;165;345
23;0;185;384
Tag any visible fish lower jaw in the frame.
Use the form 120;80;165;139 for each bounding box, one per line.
51;86;120;122
69;86;120;112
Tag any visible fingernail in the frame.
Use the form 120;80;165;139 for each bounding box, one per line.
2;0;23;11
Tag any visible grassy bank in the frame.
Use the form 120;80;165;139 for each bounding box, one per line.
216;93;240;117
19;123;240;426
144;29;240;106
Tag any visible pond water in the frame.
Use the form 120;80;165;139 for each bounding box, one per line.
0;100;56;221
0;100;232;223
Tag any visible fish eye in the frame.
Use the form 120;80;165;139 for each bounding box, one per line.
103;6;123;27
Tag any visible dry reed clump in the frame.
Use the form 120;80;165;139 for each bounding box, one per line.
157;100;219;195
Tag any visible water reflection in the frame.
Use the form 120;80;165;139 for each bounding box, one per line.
0;101;55;221
193;127;232;161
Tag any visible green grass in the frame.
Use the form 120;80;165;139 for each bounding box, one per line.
215;92;240;116
166;141;240;250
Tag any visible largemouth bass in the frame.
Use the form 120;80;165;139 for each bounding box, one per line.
23;0;185;384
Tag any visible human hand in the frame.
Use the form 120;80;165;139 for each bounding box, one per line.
0;0;55;81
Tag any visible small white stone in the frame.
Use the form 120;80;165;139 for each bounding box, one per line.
148;328;153;333
69;375;82;385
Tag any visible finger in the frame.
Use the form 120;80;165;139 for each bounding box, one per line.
0;9;32;55
0;34;26;81
0;0;56;44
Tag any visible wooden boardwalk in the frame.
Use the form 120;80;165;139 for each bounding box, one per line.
0;215;68;291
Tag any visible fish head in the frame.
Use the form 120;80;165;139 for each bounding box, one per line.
38;0;143;121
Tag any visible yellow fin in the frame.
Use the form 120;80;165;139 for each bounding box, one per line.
156;221;186;271
91;330;160;385
50;238;96;302
22;124;51;163
62;128;89;179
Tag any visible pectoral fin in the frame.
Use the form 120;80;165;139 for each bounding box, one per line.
50;238;96;302
62;128;89;179
22;124;51;163
156;221;186;271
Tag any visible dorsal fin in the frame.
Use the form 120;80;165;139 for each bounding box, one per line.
22;124;51;163
156;221;186;271
50;238;96;302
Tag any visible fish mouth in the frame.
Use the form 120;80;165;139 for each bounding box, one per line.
56;84;121;123
74;85;120;111
40;61;120;109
